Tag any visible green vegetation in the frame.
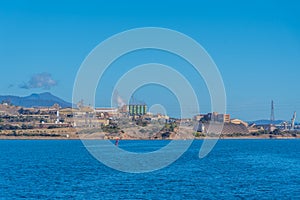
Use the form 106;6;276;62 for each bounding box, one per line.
139;129;146;133
0;124;35;130
48;125;60;129
0;124;19;130
271;129;281;135
3;131;61;137
163;122;177;132
21;124;34;129
224;133;249;137
251;130;269;136
101;124;120;134
135;119;148;127
193;132;206;137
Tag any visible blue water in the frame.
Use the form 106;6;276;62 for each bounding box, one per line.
0;140;299;199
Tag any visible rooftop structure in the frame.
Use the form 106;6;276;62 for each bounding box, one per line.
231;119;248;127
195;112;231;123
196;122;249;135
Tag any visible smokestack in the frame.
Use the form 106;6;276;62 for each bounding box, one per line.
113;90;126;108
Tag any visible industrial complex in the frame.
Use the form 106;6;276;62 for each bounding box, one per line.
0;99;299;139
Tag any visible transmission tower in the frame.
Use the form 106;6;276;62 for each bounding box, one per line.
270;100;275;124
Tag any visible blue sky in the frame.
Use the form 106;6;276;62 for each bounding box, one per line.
0;0;299;121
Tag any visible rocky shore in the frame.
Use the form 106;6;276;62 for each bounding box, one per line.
0;128;299;140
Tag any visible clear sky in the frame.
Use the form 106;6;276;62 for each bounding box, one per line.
0;0;299;121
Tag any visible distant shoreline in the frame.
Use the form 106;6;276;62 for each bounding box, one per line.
0;135;299;140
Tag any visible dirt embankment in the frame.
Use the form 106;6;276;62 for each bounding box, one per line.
0;128;299;140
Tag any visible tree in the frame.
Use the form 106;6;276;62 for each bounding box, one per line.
271;129;281;135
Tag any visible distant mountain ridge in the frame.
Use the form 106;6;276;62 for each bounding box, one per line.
0;92;72;108
248;119;286;125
